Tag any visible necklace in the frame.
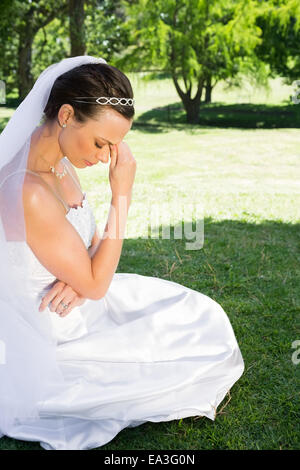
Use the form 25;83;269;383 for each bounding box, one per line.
37;154;68;179
50;161;67;179
31;124;68;179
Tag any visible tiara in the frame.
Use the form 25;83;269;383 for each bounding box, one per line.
72;96;135;106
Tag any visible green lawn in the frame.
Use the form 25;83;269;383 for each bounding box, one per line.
0;75;299;450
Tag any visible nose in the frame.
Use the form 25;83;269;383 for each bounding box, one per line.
97;149;110;164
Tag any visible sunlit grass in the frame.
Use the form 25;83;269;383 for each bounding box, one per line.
126;74;295;117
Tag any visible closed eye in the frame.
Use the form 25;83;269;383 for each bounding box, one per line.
95;143;103;149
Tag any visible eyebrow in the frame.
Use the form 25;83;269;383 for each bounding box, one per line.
98;136;114;145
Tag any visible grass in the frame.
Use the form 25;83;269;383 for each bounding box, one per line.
0;74;299;450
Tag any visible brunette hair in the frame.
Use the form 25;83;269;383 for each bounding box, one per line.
42;62;135;125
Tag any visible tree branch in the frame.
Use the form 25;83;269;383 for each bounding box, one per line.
193;75;205;102
33;3;69;32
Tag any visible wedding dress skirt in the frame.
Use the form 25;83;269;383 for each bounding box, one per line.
1;192;245;450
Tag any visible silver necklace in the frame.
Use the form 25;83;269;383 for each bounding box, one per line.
50;160;68;179
38;154;68;179
35;121;68;179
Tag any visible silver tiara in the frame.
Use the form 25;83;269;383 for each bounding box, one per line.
72;96;134;106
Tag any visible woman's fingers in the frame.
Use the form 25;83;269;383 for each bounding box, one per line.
39;283;73;314
51;288;77;314
58;296;78;317
109;141;136;197
109;143;118;168
38;280;84;317
39;288;59;311
39;280;65;311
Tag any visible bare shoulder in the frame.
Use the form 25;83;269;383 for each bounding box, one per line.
20;172;98;299
22;172;65;217
22;172;48;206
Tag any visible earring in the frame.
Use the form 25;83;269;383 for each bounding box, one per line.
62;123;67;128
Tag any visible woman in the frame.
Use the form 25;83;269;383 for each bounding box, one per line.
0;56;244;450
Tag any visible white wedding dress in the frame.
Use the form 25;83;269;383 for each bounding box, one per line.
1;162;245;450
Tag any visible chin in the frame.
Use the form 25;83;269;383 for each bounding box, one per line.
70;159;84;168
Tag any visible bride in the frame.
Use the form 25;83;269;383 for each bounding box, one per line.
0;55;245;451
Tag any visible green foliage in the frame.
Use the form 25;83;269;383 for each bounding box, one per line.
31;18;70;79
85;0;131;61
0;0;68;93
121;0;264;85
0;0;20;87
119;0;268;122
255;0;300;83
0;0;135;94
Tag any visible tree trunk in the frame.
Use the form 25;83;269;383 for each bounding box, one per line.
204;75;212;103
69;0;86;56
184;100;200;124
171;73;204;124
16;3;68;100
17;28;34;100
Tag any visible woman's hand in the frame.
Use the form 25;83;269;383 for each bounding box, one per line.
109;141;137;197
39;280;86;317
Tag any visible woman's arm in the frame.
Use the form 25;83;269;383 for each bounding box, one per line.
25;142;135;301
88;226;102;259
24;180;98;299
39;226;100;312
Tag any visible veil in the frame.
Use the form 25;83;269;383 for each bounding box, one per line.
0;55;107;438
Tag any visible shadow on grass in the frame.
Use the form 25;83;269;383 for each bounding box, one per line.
0;97;23;108
0;116;10;132
3;99;299;135
132;101;300;133
0;217;298;450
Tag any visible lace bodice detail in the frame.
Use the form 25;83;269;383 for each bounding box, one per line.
7;192;97;299
65;192;96;247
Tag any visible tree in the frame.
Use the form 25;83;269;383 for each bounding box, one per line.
0;0;69;99
0;0;19;91
120;0;264;123
255;0;300;84
0;0;133;98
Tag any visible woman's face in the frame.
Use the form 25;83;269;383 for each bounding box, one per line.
58;106;133;168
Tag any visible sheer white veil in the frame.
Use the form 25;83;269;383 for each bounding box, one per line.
0;55;107;438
